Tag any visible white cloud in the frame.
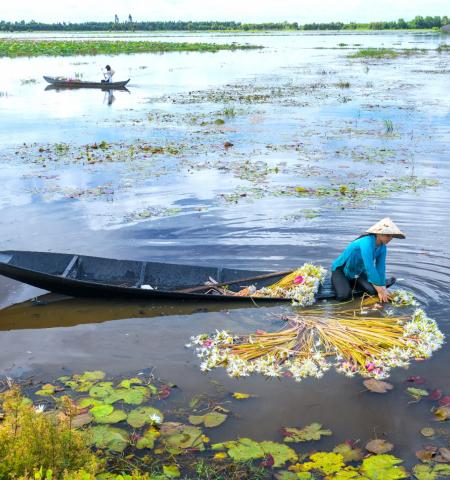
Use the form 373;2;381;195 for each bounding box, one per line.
1;0;448;23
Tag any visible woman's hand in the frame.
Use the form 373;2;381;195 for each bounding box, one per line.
374;285;389;302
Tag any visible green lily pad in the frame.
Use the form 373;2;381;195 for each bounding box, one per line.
74;381;96;393
412;464;450;480
360;454;408;480
35;384;58;396
94;408;127;424
119;377;142;389
136;426;160;449
76;371;106;382
127;407;164;428
282;423;332;442
88;425;129;452
226;438;265;462
78;397;103;408
163;465;180;478
89;382;114;399
260;441;297;467
188;411;227;428
160;422;205;454
104;386;148;405
408;388;429;402
90;404;114;419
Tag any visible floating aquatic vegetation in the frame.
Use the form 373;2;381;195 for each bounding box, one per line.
190;292;444;381
349;48;427;59
0;39;263;58
281;423;332;442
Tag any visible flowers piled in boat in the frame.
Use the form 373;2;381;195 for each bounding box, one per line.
236;263;327;307
189;292;444;381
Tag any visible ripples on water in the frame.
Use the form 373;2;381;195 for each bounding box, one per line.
0;30;449;466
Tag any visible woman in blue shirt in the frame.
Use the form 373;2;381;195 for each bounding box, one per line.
331;218;405;302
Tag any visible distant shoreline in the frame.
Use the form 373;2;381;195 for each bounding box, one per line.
0;16;448;33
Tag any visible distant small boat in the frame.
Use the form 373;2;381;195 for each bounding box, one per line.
43;76;130;89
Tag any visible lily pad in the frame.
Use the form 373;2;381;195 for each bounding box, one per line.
232;392;252;399
333;443;364;462
408;388;429;401
78;397;103;408
360;454;408;480
413;464;450;480
94;409;127;424
89;382;114;399
188;411;227;428
119;377;142;389
282;423;332;442
127;406;164;429
366;439;394;454
76;371;106;382
72;412;93;428
104;386;148;405
90;404;114;420
35;384;59;396
136;426;160;449
420;427;435;437
88;425;129;452
363;379;394;394
434;406;450;421
301;452;345;475
226;438;265;462
162;465;180;478
259;441;297;467
160;422;205;454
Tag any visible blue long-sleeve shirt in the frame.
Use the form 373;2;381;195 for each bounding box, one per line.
331;234;386;286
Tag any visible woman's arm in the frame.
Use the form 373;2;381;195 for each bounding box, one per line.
375;246;387;286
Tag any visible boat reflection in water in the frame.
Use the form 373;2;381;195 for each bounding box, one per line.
0;293;256;331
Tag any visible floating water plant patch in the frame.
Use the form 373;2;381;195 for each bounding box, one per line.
190;291;444;381
0;39;263;58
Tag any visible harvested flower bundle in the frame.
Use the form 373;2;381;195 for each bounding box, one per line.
189;292;444;381
235;263;326;306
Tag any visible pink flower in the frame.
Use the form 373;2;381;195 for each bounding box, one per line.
294;276;304;285
365;362;376;372
203;339;213;347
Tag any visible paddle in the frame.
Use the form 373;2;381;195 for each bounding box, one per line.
174;270;293;294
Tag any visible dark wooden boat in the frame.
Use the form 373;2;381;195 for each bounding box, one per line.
0;250;339;302
43;76;130;89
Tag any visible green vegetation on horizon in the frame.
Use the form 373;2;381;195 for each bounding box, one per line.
0;15;448;32
0;39;262;57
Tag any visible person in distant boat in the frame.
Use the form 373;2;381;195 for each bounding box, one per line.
331;217;405;302
102;65;115;83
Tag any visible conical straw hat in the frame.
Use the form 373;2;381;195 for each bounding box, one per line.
366;217;405;239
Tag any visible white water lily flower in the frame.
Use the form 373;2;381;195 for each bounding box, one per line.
34;404;45;414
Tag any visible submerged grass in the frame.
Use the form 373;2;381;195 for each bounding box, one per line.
0;39;263;58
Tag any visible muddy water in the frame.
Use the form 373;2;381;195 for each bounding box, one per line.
0;31;449;466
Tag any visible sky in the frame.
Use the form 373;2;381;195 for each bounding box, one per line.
0;0;448;24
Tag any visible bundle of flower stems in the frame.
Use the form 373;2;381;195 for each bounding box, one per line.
190;293;444;381
234;263;327;307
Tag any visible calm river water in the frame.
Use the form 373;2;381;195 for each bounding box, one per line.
0;30;449;466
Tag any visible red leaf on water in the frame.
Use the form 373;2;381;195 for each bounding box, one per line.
261;454;274;468
283;371;293;378
406;376;426;385
158;386;171;400
439;396;450;407
280;428;293;437
428;389;443;401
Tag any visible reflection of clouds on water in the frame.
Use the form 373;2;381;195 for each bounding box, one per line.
76;169;224;230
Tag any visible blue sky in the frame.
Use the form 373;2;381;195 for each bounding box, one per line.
1;0;448;23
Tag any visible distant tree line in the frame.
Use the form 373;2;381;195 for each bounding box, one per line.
0;16;448;32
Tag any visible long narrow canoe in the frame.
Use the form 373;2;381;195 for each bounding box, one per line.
0;251;339;302
43;76;130;89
